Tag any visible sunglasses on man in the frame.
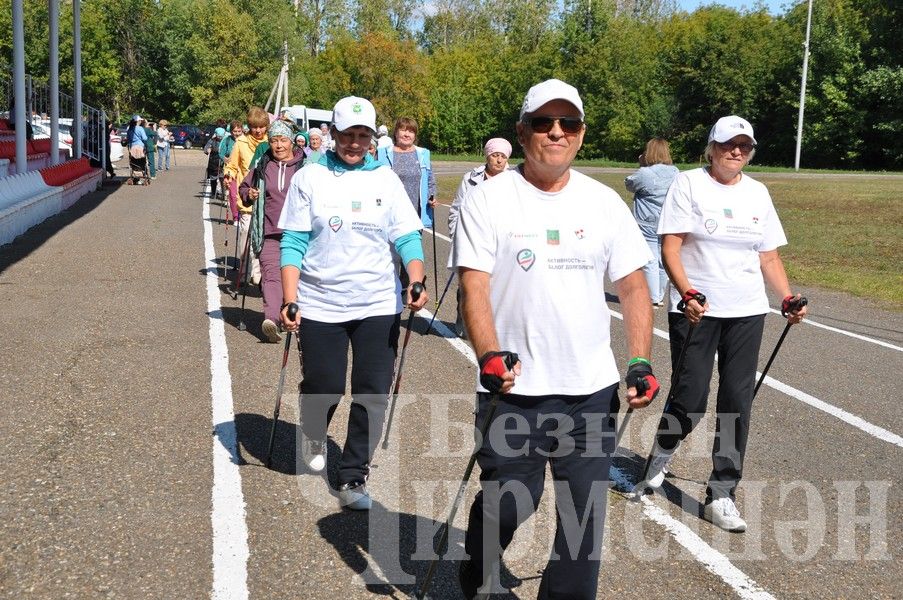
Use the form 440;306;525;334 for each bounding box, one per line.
522;116;585;135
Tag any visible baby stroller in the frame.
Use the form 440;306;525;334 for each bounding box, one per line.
127;145;151;186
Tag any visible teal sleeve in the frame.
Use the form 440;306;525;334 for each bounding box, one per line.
394;231;424;266
280;230;311;269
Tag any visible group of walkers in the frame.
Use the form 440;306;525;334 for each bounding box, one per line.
208;78;807;599
123;115;175;184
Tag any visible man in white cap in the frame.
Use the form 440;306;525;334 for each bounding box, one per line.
452;79;659;598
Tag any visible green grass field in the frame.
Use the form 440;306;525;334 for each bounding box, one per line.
435;169;903;310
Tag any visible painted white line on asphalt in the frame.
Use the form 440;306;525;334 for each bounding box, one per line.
767;308;902;352
611;309;903;449
203;198;250;599
762;376;903;448
419;307;774;599
424;227;451;243
608;468;776;600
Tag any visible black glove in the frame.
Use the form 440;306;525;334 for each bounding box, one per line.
478;351;519;394
781;295;808;317
625;361;660;401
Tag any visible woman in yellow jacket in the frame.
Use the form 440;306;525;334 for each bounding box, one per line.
224;105;269;284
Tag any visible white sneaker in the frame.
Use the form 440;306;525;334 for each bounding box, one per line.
300;435;327;472
261;319;282;343
704;497;747;532
338;481;371;511
644;444;677;488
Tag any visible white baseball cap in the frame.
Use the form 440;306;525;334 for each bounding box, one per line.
332;96;376;132
520;79;585;120
378;124;389;136
709;115;757;145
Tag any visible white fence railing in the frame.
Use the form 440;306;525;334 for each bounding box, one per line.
2;70;107;168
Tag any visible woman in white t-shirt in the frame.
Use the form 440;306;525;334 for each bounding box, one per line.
278;96;429;511
640;116;807;533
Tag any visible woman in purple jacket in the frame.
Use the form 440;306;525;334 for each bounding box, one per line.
239;120;305;342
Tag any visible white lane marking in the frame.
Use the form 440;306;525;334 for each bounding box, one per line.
419;306;775;599
762;376;903;448
767;308;902;352
608;468;776;600
203;198;250;599
423;227;451;243
611;309;903;449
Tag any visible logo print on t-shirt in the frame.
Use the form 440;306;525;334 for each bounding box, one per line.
547;230;560;245
328;216;343;232
516;249;535;271
705;219;717;234
352;201;362;212
575;229;585;239
723;208;733;219
752;216;759;224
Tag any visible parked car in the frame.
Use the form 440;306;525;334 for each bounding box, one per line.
170;124;207;149
108;130;123;162
31;121;73;157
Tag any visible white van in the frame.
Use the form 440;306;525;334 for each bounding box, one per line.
284;105;332;131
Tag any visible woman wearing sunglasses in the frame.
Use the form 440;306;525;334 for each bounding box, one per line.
639;115;807;533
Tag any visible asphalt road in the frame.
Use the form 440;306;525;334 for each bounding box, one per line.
1;152;900;599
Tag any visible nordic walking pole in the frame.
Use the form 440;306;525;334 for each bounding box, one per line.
754;297;807;398
237;237;254;331
634;291;706;491
413;353;518;600
265;303;299;468
425;270;456;333
431;221;439;310
381;280;425;450
232;226;251;301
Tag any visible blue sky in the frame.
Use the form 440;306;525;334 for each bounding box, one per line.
677;0;793;15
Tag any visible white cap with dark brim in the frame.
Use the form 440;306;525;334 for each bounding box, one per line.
520;79;585;120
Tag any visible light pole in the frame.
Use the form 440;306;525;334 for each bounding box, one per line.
794;0;814;171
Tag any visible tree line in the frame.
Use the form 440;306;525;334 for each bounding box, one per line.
2;0;899;169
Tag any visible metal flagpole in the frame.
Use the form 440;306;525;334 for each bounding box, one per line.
794;0;814;171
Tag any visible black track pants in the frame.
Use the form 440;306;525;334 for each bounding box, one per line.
298;314;400;485
463;384;618;599
655;313;765;501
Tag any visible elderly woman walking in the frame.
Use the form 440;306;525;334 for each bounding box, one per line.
279;97;429;511
239;120;304;342
638;116;807;533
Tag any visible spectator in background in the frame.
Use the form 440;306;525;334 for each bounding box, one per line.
142;120;157;179
294;131;308;154
307;128;324;163
377;117;436;287
224;106;269;286
156;120;174;172
447;137;512;338
376;124;392;150
105;120;117;178
318;122;333;150
204;127;227;199
219;120;245;222
625;137;680;306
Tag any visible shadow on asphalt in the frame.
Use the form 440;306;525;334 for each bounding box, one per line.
316;503;523;599
234;411;300;474
611;451;707;523
0;178;122;275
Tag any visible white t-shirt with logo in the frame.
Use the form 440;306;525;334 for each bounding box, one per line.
278;163;423;322
657;167;787;318
454;168;652;396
